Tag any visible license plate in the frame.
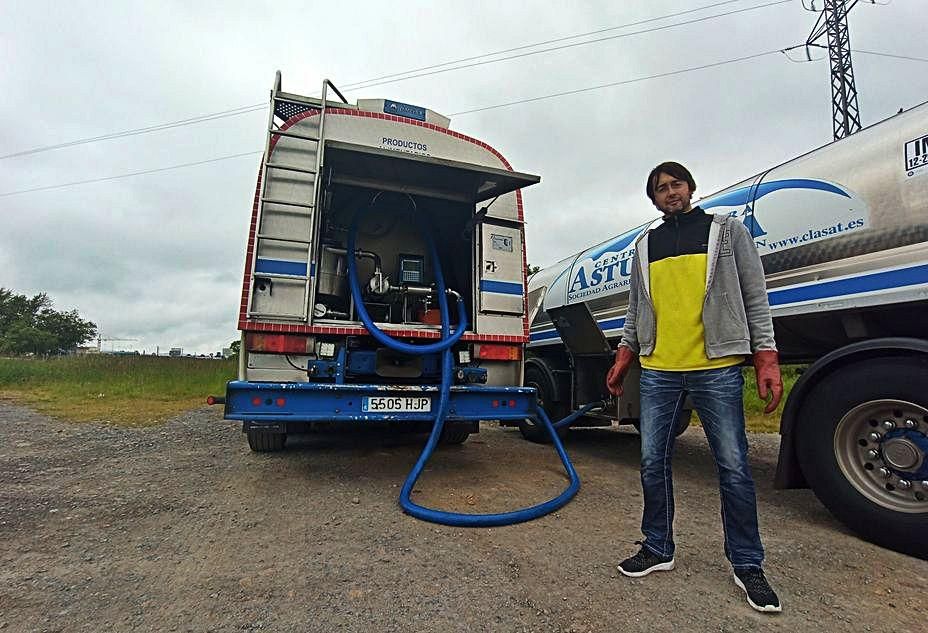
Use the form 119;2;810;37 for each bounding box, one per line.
362;396;431;413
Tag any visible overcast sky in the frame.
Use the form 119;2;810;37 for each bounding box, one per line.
2;0;926;353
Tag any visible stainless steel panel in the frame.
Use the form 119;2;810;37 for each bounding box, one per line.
250;277;307;317
480;223;524;315
247;353;312;370
244;368;309;382
317;247;347;302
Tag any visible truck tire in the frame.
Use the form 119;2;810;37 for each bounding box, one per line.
796;357;928;559
520;365;569;443
247;429;286;453
439;429;471;445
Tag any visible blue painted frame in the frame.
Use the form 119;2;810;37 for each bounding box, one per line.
224;380;536;424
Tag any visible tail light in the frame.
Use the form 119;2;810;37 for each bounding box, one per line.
245;333;313;354
474;344;522;361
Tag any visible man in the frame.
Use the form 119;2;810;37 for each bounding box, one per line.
606;162;784;613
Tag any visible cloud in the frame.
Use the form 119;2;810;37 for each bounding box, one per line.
3;0;927;352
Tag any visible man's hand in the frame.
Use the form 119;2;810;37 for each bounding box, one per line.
606;346;636;397
753;350;783;414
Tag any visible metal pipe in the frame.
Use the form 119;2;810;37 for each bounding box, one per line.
401;284;435;297
323;244;381;271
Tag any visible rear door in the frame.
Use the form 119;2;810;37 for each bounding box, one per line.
479;223;525;315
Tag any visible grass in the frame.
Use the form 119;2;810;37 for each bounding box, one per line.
741;364;802;433
0;355;236;426
687;364;802;433
0;355;801;432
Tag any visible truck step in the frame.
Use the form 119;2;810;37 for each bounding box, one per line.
265;161;317;175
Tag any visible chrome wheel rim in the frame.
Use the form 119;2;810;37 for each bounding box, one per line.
834;399;928;514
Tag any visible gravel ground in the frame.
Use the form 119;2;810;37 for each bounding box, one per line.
0;400;925;633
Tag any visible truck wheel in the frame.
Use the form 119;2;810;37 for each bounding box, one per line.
520;365;569;443
247;429;286;452
796;358;928;559
439;429;471;445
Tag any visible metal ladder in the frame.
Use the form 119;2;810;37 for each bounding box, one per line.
246;73;349;322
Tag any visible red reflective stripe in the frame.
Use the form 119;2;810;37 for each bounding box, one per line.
245;332;311;354
474;344;522;361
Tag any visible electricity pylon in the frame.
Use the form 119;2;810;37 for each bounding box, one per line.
804;0;868;140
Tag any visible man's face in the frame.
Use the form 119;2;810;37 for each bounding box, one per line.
652;171;693;216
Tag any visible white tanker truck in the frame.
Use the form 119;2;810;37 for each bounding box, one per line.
216;72;541;452
524;102;928;559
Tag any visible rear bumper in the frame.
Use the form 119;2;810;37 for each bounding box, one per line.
223;380;537;424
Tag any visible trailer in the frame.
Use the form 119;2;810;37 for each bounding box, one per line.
525;103;928;558
220;72;541;453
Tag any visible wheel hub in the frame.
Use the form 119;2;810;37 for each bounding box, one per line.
882;436;924;472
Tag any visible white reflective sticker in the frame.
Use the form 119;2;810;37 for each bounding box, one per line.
362;397;431;413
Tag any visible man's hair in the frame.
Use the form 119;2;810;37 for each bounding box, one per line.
645;162;696;202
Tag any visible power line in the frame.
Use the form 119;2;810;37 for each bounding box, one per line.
1;47;785;197
344;0;791;92
781;43;928;64
0;151;260;197
849;48;928;64
0;104;266;160
450;49;781;116
340;0;753;89
3;42;923;197
2;0;785;161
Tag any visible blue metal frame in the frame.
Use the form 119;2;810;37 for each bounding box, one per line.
224;380;536;423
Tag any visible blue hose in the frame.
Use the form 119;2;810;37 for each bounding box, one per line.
347;205;465;355
346;200;584;527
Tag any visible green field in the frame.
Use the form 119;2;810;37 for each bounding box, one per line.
736;364;801;433
0;355;798;432
0;354;235;426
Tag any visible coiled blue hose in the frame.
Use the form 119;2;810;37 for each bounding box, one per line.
346;200;585;527
346;201;464;355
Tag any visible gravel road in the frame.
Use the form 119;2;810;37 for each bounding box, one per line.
1;401;924;633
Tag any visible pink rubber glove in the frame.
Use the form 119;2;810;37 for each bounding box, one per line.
753;349;783;414
606;346;636;397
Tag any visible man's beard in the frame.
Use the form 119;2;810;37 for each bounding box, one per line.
660;198;690;215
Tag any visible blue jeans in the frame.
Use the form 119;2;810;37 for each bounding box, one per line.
638;365;764;569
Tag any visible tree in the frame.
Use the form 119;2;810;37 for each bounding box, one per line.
229;339;241;359
1;322;57;355
37;309;98;351
0;288;51;326
0;288;97;355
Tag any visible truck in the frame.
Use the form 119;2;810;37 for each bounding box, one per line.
218;72;542;454
524;102;928;559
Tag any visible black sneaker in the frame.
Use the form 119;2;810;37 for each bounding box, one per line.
617;543;675;577
733;567;782;613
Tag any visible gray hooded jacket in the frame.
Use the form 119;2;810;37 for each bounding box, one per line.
619;214;777;358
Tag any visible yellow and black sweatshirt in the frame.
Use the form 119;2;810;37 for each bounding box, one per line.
641;206;743;371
